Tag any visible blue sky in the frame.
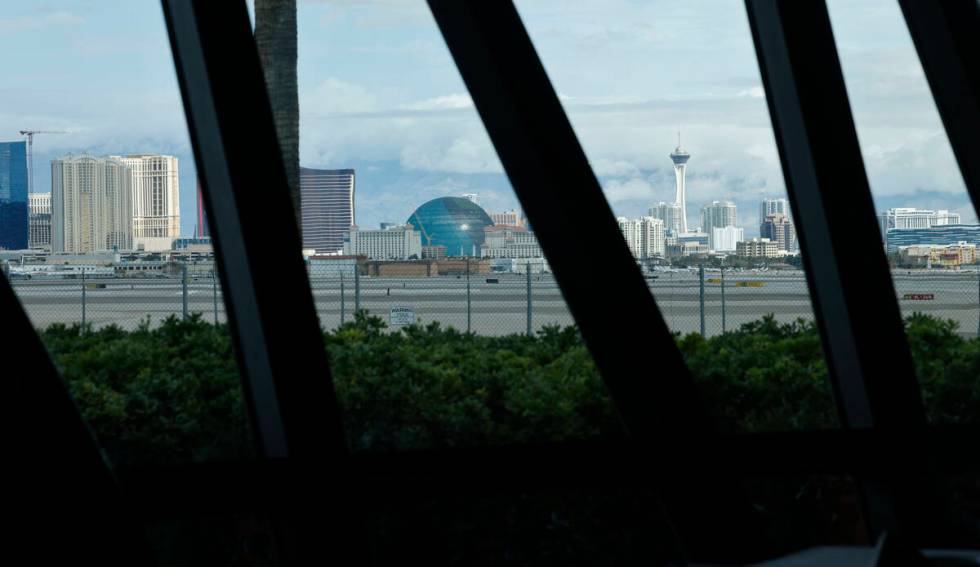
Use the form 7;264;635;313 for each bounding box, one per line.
0;0;971;237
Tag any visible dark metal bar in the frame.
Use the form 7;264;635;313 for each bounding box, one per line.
426;0;709;442
5;272;152;564
745;0;946;544
426;2;766;560
898;0;980;212
161;0;346;460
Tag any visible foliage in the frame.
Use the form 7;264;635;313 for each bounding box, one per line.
38;311;980;563
37;310;980;467
41;315;249;466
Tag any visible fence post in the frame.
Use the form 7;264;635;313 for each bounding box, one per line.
526;263;532;336
340;272;346;325
182;264;189;320
699;263;706;336
81;267;86;329
721;265;726;334
466;257;471;333
354;266;361;315
212;269;219;325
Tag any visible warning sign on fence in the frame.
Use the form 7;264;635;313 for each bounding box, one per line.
390;306;416;326
902;293;935;301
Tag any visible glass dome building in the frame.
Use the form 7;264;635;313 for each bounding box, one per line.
407;197;494;257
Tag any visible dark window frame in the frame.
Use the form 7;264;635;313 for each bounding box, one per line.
9;0;980;562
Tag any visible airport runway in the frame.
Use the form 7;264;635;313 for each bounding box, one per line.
10;270;980;337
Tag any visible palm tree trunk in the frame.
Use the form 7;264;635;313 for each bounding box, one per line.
254;0;301;230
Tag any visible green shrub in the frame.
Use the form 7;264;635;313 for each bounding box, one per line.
37;311;980;467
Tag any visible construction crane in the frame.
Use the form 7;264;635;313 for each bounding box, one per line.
19;130;67;194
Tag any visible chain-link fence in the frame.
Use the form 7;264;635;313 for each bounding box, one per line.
8;264;980;337
10;266;226;330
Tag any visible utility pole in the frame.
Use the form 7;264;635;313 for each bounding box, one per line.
354;265;361;315
80;267;86;329
526;263;533;337
699;263;706;336
212;269;219;325
721;260;727;334
340;272;346;325
466;256;471;333
182;264;189;320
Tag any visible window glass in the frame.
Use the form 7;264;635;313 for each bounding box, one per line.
248;0;625;454
511;0;838;434
0;2;252;467
827;0;980;426
827;0;980;546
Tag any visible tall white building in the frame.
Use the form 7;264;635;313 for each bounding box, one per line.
878;207;961;237
649;201;683;235
700;201;737;235
112;155;180;251
710;226;744;252
51;156;132;253
670;138;691;234
342;225;422;260
617;216;665;259
28;192;52;250
760;198;791;224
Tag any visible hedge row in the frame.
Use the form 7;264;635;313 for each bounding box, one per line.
38;311;980;466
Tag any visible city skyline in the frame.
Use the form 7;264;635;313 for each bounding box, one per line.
0;0;973;239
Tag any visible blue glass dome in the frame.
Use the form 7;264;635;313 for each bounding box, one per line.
407;197;494;257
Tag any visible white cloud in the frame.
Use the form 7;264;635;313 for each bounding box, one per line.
601;177;656;204
0;10;85;34
400;93;473;112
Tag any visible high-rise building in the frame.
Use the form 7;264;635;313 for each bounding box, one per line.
670;139;691;234
878;207;961;244
649;201;683;235
342;225;421;260
29;192;52;250
760;198;791;225
51;155;132;253
195;181;209;238
489;209;523;227
760;213;796;252
617;216;665;259
112;155;180;252
710;225;744;252
700;200;737;235
300;167;355;254
0;141;29;250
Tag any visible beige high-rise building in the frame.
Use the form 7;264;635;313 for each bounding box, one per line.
51;156;132;253
112;155;180;251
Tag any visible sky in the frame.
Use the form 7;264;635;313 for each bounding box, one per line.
0;0;971;237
